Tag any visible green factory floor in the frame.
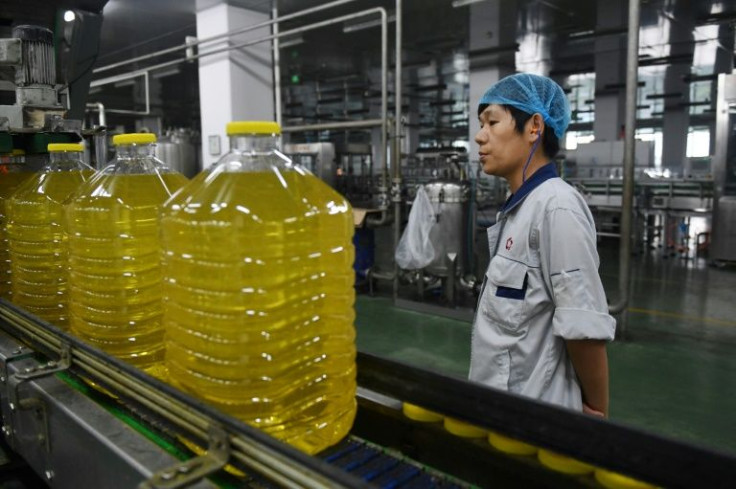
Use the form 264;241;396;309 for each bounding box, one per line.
354;240;736;457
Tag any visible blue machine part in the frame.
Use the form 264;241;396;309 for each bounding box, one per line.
353;227;375;282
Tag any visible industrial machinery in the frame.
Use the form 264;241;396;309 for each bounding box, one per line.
284;142;337;187
0;3;733;486
1;298;735;488
422;180;471;279
377;150;483;318
0;26;66;131
0;25;81;160
1;0;107;157
711;72;736;263
562;136;714;258
565;140;655;179
335;143;375;209
155;128;201;178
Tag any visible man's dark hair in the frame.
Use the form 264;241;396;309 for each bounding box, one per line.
477;103;560;158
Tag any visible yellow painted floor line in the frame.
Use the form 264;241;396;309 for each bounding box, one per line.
627;307;736;327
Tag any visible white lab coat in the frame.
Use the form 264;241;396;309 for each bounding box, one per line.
470;163;616;410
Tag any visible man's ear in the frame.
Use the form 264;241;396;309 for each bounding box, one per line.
529;113;545;142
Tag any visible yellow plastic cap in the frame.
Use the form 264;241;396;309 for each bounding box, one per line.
402;403;444;423
488;432;538;456
48;143;84;152
594;469;658;489
443;417;487;438
226;121;281;136
112;133;157;145
537;449;595;475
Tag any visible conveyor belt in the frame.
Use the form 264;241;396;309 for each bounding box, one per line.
319;440;465;489
2;298;736;489
56;369;470;489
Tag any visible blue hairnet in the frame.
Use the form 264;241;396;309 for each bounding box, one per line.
479;73;571;140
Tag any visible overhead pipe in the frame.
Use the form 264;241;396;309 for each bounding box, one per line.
90;9;387;87
365;208;393;227
85;101;106;127
281;119;384;133
89;72;151;116
92;0;368;75
90;0;395;205
608;0;641;336
93;127;108;169
89;8;388;127
90;0;403;292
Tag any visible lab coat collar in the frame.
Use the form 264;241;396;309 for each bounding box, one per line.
501;162;558;214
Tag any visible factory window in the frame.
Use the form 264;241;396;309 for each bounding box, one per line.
637;66;666;119
686;127;710;158
692;24;720;76
564;131;594;151
565;73;595;124
689;80;713;115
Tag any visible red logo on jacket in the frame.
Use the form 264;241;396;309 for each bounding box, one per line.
505;237;513;251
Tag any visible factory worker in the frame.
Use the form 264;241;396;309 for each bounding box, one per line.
470;73;616;416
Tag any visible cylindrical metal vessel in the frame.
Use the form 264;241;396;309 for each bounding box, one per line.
154;129;200;178
422;180;470;277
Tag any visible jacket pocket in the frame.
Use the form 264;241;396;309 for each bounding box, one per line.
482;256;529;331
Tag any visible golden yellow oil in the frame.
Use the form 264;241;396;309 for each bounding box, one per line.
162;169;356;454
0;171;34;299
67;173;188;372
7;170;94;328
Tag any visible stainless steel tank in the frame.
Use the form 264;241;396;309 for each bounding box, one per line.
154;129;200;177
423;180;470;277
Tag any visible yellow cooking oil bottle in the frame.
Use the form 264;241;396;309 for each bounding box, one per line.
0;149;35;300
161;121;357;454
66;133;188;377
6;143;95;327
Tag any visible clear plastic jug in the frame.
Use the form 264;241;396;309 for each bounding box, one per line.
0;149;34;300
7;143;94;327
161;121;357;454
67;133;188;376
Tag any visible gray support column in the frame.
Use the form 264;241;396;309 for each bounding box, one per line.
467;0;517;147
593;0;627;141
196;0;274;169
714;23;735;75
661;3;694;176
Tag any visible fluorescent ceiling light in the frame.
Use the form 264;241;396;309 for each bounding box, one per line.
343;14;396;33
451;0;488;7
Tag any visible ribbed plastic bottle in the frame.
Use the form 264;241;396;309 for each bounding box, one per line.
67;133;188;376
161;121;357;454
0;149;34;300
6;143;95;327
